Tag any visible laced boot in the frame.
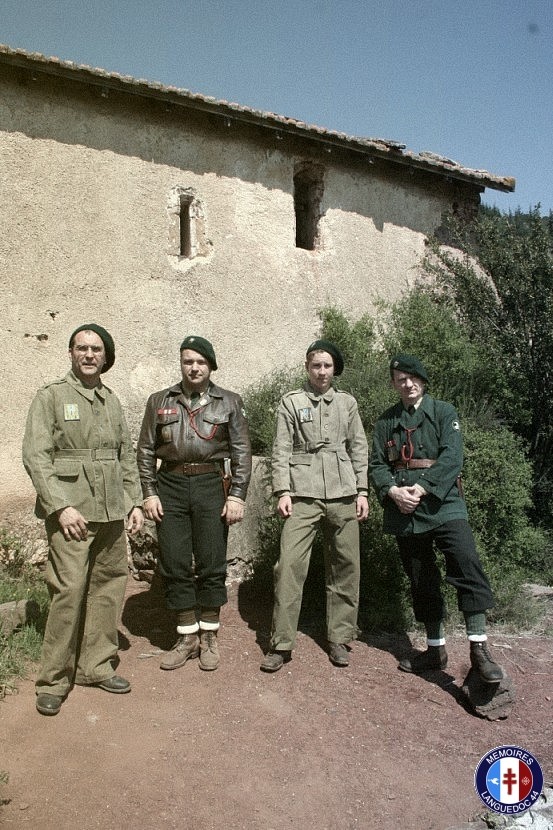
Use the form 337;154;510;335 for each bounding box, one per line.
199;629;220;671
398;645;448;674
260;650;291;672
470;641;503;684
160;633;200;670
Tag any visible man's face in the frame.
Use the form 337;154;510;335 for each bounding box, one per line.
69;331;105;387
180;348;211;392
305;351;335;393
391;369;425;407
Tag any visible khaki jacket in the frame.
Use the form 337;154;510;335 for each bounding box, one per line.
271;384;368;499
22;371;142;521
137;382;252;501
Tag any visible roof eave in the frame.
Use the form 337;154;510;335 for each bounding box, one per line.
0;45;515;194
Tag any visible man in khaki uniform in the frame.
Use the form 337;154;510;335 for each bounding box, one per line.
23;324;144;716
261;340;369;672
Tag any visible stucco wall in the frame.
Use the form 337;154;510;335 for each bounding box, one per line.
0;67;471;515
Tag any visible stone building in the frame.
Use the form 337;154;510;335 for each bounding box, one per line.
0;44;514;517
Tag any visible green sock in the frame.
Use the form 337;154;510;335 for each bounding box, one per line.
200;606;220;624
176;609;197;627
425;620;445;643
464;611;486;638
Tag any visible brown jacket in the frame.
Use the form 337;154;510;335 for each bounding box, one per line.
137;382;251;501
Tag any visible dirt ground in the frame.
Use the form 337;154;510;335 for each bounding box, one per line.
1;574;552;830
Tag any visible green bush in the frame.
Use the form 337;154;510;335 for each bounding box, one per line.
242;304;550;634
0;529;49;691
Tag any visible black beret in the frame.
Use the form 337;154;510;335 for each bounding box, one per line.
180;335;218;370
306;339;344;376
69;324;115;372
389;354;429;383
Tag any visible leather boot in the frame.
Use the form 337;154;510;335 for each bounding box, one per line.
399;645;448;674
199;630;220;671
470;641;503;683
260;650;291;672
160;633;200;670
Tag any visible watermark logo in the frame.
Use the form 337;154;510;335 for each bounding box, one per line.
475;745;543;815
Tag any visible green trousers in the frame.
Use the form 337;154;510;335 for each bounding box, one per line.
36;518;128;697
270;497;360;651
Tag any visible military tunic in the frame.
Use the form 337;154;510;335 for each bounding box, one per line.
369;393;494;622
370;394;467;535
22;371;142;696
23;371;141;521
137;381;252;611
270;384;368;651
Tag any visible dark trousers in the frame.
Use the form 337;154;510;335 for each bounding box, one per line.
396;519;494;624
157;470;228;611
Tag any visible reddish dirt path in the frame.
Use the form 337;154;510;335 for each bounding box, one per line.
1;575;551;830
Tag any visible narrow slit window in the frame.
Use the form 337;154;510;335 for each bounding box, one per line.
180;197;192;258
169;187;209;261
294;164;324;250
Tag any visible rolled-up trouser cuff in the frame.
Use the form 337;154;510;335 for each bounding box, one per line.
177;622;199;635
199;620;220;631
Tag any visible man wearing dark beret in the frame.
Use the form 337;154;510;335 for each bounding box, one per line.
261;340;369;672
22;325;144;715
137;336;251;671
369;354;502;683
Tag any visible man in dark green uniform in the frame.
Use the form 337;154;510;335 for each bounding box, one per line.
23;324;144;716
369;354;502;683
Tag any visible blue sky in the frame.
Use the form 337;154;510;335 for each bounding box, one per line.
2;0;552;213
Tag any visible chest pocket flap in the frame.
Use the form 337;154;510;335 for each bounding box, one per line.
203;408;231;425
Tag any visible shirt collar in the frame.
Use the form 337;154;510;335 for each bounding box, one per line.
304;382;335;403
66;370;106;401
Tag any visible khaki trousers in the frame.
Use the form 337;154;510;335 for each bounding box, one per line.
36;518;128;697
270;497;360;651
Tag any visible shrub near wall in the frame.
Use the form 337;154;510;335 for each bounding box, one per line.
243;303;549;633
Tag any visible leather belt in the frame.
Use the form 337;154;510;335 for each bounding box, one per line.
54;448;117;461
393;459;436;470
163;462;221;476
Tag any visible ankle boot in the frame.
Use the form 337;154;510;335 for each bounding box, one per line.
199;629;220;671
160;633;200;670
470;641;503;683
399;645;448;674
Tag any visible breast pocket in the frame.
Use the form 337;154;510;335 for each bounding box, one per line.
156;410;180;443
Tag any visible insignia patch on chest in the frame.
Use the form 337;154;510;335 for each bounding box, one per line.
157;408;178;416
299;407;313;423
452;420;460;431
64;404;80;421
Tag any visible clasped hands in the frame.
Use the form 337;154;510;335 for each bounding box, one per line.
388;483;427;514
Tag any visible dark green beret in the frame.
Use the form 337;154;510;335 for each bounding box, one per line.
69;323;115;372
306;339;344;376
389;354;429;383
180;335;218;370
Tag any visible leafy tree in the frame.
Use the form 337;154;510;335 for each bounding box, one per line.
422;206;553;527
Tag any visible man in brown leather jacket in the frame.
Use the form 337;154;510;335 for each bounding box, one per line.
137;336;251;671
